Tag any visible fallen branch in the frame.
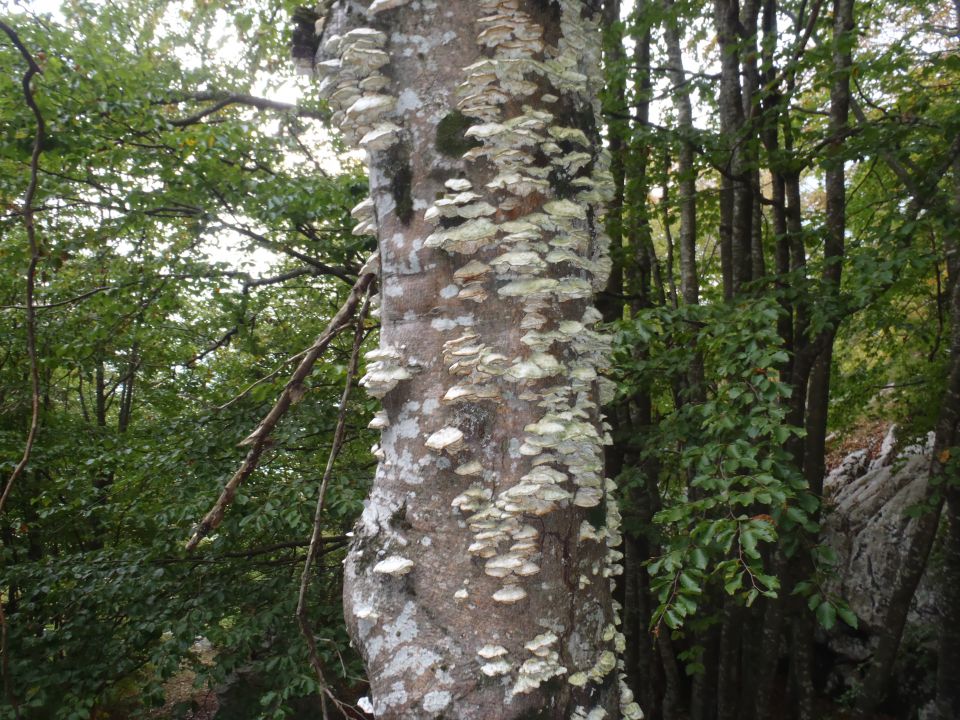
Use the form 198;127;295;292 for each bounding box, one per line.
185;267;376;551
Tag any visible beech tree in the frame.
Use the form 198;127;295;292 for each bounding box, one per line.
304;0;637;717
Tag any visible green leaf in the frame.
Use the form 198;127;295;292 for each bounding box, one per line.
816;601;837;631
837;606;859;629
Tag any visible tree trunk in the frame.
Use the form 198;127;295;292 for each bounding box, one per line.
599;0;626;323
931;148;960;720
312;2;631;717
663;0;698;307
789;4;854;717
714;0;751;297
935;493;960;720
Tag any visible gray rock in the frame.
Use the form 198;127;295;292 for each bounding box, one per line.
820;426;940;689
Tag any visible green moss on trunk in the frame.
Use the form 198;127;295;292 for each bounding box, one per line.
435;111;482;157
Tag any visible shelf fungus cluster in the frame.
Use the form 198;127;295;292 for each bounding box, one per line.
314;12;404;153
316;0;639;716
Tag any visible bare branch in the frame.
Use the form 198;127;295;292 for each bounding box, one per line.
243;267;315;290
214;218;357;284
0;285;117;310
185;269;376;551
297;286;372;714
168;91;326;127
184;325;241;367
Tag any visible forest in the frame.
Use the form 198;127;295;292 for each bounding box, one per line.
1;0;958;718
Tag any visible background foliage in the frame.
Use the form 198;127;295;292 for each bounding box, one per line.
1;2;375;717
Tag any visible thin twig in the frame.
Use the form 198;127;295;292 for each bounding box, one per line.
213;347;313;411
213;218;356;284
0;20;45;720
0;271;249;311
296;290;371;718
0;284;115;310
185;270;376;551
296;289;371;717
185;325;242;368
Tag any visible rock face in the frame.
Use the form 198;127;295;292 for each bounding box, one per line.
821;426;938;668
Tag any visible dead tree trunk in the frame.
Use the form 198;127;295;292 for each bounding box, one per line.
306;1;636;717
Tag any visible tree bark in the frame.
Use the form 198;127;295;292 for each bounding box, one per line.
312;2;632;717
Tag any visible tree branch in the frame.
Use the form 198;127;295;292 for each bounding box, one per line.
185;267;376;551
168;91;326;127
297;286;371;715
214;218;356;284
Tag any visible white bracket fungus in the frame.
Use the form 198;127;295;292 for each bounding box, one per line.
372;556;415;576
481;660;512;677
424;426;465;453
477;644;508;659
491;585;527;604
367;0;412;15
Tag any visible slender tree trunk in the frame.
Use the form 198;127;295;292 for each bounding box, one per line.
95;359;106;427
598;1;649;711
713;0;741;300
789;4;854;717
657;632;683;720
660;158;679;309
600;0;627;324
740;0;765;285
663;0;698;307
751;10;792;709
716;0;752;295
854;504;942;716
691;626;720;720
663;0;704;409
313;2;630;717
752;554;786;720
622;12;668;717
936;492;960;720
626;0;654;314
118;343;138;433
931;142;960;720
717;601;743;720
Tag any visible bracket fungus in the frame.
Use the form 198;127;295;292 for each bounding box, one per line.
372;556;415;576
367;0;412;16
424;426;465;454
492;585;527;604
